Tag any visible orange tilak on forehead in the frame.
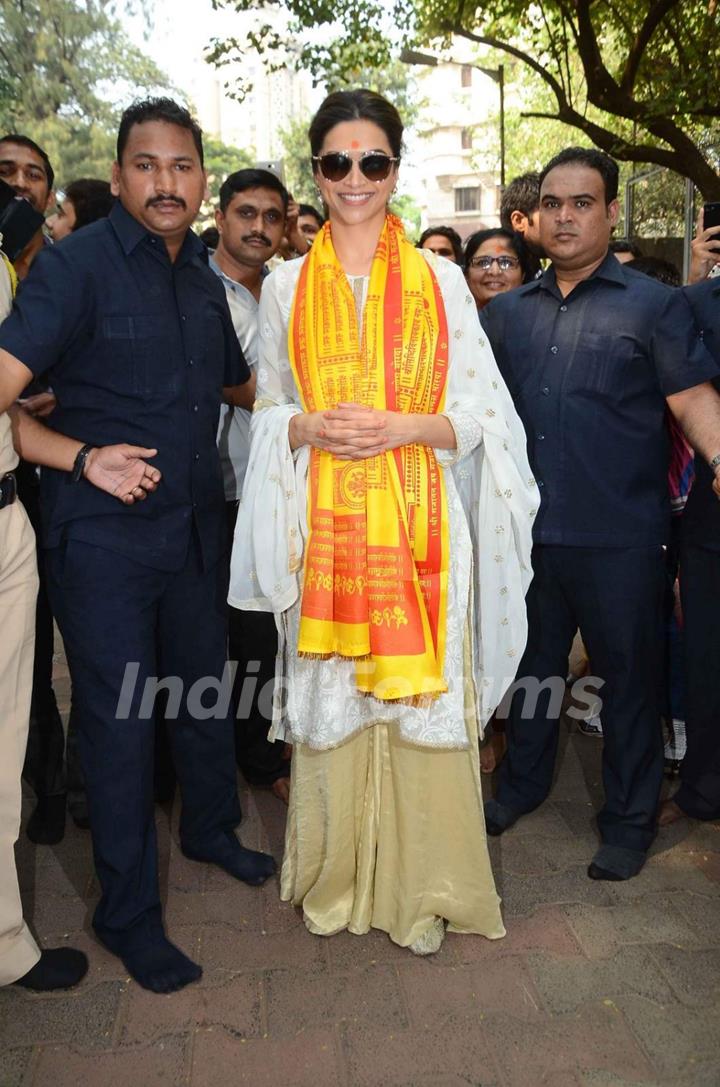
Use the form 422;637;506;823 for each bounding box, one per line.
350;140;360;149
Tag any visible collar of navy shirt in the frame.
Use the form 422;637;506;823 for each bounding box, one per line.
522;249;628;300
108;199;208;268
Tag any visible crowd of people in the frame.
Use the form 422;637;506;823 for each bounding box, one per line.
1;88;719;999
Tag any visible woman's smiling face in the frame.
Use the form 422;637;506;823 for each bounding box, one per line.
313;119;398;231
466;237;524;309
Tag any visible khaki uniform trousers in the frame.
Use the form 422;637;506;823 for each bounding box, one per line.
0;497;41;984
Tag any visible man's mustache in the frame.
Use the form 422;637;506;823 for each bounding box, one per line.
242;232;272;247
145;195;186;209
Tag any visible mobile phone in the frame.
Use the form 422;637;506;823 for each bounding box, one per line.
0;178;45;261
703;202;720;231
255;159;286;186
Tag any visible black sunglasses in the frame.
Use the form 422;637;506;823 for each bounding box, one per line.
312;151;399;183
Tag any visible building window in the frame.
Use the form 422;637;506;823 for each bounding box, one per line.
461;65;472;88
455;186;481;213
461;127;472;150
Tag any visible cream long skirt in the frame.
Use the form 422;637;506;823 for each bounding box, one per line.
280;689;505;948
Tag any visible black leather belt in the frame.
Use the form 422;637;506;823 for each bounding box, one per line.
0;471;17;510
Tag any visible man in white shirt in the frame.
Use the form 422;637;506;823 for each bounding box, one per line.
212;168;303;801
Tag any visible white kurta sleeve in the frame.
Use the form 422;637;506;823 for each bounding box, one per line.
228;262;307;612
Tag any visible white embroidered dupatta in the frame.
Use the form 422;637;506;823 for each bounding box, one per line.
229;254;538;744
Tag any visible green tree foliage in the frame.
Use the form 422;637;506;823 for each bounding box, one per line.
275;114;317;205
0;0;172;185
210;0;720;199
0;0;168;128
0;0;250;210
196;134;254;228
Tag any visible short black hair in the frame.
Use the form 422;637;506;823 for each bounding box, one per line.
500;172;540;231
417;225;463;265
626;255;681;287
539;146;619;204
0;133;54;191
62;178;114;231
117;98;204;166
218;168;290;214
463;227;534;284
609;238;643;259
297;204;324;228
309;90;403;160
198;225;219;249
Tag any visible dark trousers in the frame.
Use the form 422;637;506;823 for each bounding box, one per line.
495;545;665;852
46;537;241;952
675;541;720;818
16;460;83;804
226;501;286;785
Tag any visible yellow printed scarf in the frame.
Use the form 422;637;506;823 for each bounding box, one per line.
288;214;450;702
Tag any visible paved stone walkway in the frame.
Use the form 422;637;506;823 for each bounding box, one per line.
2;652;720;1087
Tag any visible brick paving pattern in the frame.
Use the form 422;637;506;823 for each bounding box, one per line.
2;651;720;1086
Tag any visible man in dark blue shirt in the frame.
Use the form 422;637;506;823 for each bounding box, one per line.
660;277;720;827
0;99;275;993
481;147;720;881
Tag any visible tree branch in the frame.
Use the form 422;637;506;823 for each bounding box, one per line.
620;0;683;95
453;26;568;102
454;24;720;198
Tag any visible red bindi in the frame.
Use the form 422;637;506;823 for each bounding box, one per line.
350;140;360;149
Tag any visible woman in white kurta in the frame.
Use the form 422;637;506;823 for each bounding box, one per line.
230;90;538;954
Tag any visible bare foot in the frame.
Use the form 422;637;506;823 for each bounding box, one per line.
271;776;291;805
658;798;686;827
480;732;507;774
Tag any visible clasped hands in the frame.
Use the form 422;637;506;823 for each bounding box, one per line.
290;403;414;460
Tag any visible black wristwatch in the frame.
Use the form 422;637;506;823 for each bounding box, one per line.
71;443;95;483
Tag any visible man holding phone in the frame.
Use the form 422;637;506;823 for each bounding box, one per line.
688;202;720;284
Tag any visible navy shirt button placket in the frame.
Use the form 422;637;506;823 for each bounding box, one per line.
550;345;559;354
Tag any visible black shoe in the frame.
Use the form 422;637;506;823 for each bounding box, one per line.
26;795;66;845
483;798;521;837
13;947;88;991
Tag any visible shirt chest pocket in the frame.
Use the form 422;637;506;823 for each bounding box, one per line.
101;314;178;395
571;332;635;399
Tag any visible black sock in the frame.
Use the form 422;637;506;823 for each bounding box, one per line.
110;935;202;994
26;795;66;845
14;947;87;991
184;831;276;886
588;844;646;881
